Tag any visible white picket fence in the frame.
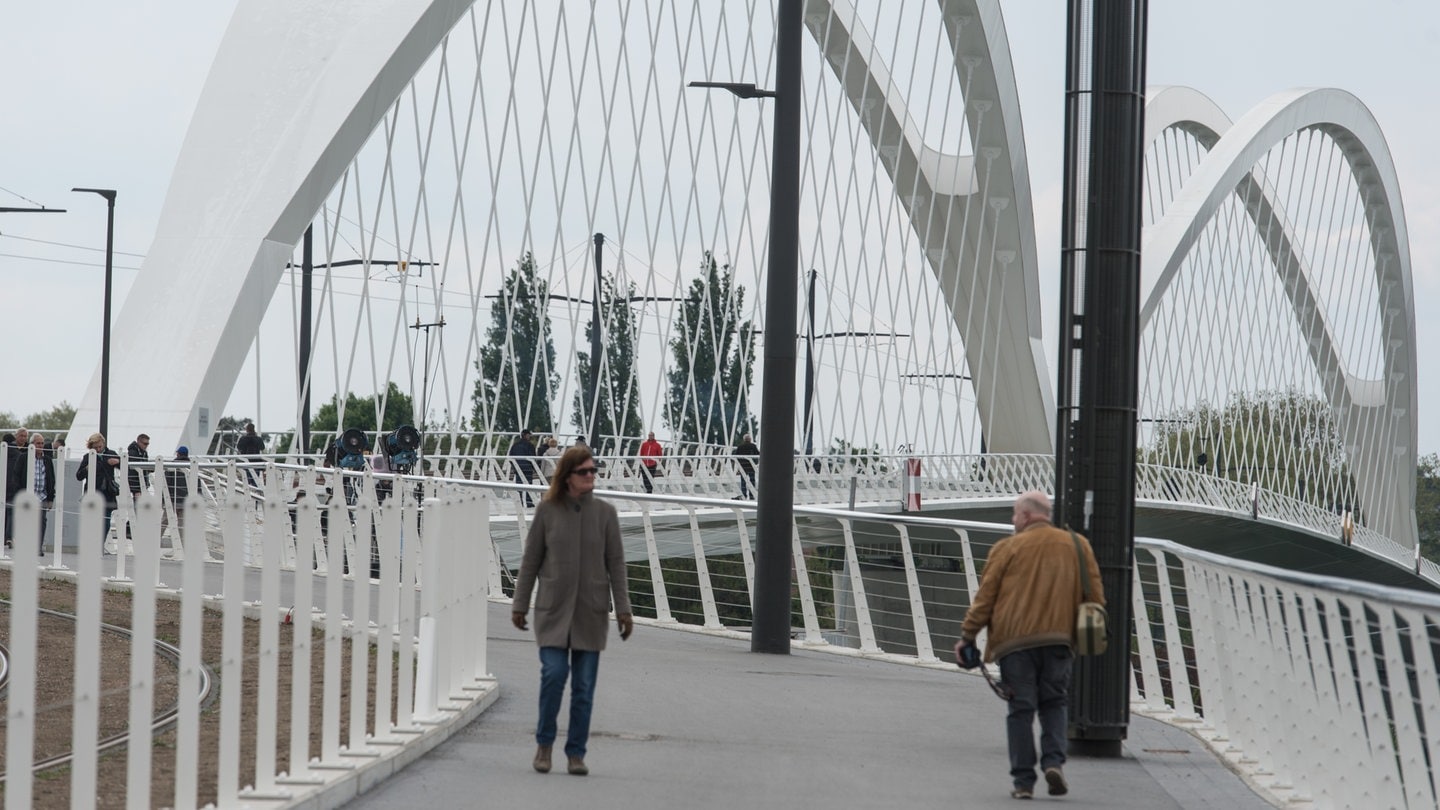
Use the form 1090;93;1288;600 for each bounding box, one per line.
0;464;494;809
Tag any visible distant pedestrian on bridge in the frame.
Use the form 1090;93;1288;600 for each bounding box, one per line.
508;429;538;506
955;490;1104;800
511;446;633;777
639;431;662;493
75;432;121;544
237;422;265;486
734;433;758;499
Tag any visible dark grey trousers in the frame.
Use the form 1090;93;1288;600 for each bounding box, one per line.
998;645;1073;789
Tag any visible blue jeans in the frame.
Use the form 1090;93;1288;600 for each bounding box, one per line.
537;647;601;759
998;645;1072;789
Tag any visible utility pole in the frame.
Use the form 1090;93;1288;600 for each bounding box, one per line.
72;188;117;439
299;226;314;453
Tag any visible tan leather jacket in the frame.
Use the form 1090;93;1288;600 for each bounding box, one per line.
960;521;1105;662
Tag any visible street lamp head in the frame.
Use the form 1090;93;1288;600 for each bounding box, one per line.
72;187;117;202
687;80;776;99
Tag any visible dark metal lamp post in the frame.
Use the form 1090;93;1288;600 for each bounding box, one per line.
72;187;117;439
689;0;802;655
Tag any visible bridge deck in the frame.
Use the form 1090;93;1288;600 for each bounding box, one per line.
342;601;1270;809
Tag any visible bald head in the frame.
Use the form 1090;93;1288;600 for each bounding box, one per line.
1011;490;1053;533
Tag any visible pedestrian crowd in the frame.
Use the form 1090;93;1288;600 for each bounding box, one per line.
3;427;195;551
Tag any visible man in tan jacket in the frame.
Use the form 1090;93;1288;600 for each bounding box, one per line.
956;491;1104;800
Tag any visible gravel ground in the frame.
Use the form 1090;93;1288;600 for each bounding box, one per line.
0;569;395;809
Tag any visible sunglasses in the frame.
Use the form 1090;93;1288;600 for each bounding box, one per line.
571;466;598;476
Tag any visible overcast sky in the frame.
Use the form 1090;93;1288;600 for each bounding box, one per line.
3;1;1437;451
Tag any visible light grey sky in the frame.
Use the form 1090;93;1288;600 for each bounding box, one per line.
3;1;1437;450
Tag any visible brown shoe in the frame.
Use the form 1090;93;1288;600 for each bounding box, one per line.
532;746;552;773
567;756;589;776
1044;767;1068;796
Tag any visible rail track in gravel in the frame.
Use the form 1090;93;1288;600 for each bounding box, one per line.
0;601;214;781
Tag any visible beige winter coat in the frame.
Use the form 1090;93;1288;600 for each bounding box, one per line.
512;493;631;651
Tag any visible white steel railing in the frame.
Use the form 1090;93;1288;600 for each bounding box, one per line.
26;448;1414;581
0;467;493;809
1130;538;1440;809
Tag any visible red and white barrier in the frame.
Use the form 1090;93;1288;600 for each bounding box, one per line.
903;457;921;511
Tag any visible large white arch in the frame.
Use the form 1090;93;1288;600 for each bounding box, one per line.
66;0;476;453
803;0;1055;452
1141;87;1418;546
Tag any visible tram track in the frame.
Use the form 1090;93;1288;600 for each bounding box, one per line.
0;601;215;781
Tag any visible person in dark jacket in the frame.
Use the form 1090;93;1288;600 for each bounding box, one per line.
734;434;759;499
508;429;539;506
165;446;191;542
6;432;56;551
75;432;122;544
127;433;151;496
237;423;265;486
512;446;633;776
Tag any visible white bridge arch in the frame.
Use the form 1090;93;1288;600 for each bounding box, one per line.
1141;85;1417;545
67;0;1420;549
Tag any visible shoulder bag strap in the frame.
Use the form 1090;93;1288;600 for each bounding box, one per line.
1069;529;1090;602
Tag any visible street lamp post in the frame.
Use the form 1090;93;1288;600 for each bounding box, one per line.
286;247;435;452
72;188;117;439
589;233;605;452
691;0;802;654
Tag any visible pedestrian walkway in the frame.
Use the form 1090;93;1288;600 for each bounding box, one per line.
344;602;1272;809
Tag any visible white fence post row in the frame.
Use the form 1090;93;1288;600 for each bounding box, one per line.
321;497;348;761
215;485;248;806
414;492;443;720
124;494;162;810
395;484;421;734
373;496;402;741
68;493;105;806
4;493;40;810
892;523;931;661
640;503;675;623
249;481;285;800
284;491;320;787
172;492;206;810
347;479;378;758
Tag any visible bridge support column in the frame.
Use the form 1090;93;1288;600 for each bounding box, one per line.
1055;0;1149;756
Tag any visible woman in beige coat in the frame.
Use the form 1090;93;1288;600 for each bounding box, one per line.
512;446;633;776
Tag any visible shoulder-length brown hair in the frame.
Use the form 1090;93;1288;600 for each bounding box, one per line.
545;446;594;503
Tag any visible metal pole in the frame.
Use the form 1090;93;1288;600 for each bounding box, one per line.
101;193;115;440
589;233;605;452
803;268;816;460
1056;0;1148;756
72;188;117;439
751;0;802;655
299;225;314;454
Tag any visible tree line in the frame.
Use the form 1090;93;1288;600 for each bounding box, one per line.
468;250;756;455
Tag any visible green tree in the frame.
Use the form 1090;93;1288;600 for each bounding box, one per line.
21;400;77;431
665;252;756;449
472;253;558;437
572;274;644;454
0;410;17;429
1141;389;1357;512
1417;454;1440;561
311;382;415;447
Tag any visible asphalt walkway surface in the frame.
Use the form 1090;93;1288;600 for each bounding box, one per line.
343;602;1273;810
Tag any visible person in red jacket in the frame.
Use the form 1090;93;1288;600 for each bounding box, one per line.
956;490;1104;800
638;431;662;493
